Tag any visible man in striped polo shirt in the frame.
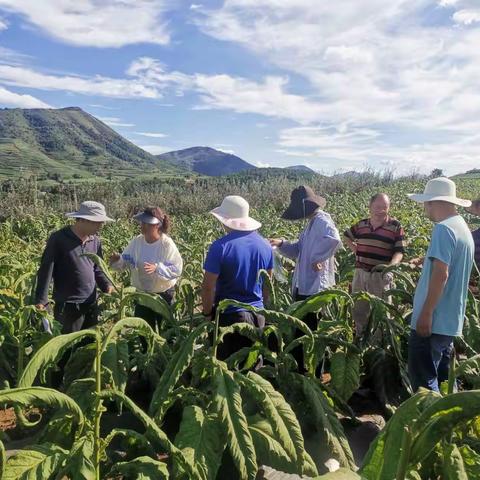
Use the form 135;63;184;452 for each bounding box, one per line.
344;193;406;336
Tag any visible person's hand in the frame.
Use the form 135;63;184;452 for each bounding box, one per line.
35;303;46;310
269;238;283;248
144;262;157;274
416;310;432;337
312;262;324;272
409;257;424;267
105;285;115;294
109;253;121;263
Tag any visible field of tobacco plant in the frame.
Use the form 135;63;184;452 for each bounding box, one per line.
1;177;480;479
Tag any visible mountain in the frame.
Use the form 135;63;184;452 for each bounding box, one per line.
157;146;256;176
285;165;316;173
0;107;181;181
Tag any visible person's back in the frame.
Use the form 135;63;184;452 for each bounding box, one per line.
412;215;474;336
206;230;272;310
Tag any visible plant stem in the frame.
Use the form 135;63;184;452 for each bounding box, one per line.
94;330;102;480
396;426;413;480
212;308;220;359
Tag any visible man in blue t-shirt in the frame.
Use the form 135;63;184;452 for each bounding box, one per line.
407;178;474;392
202;195;273;361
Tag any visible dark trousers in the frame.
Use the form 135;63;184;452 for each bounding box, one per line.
134;289;174;332
292;290;319;373
54;301;98;334
408;330;454;393
216;310;265;362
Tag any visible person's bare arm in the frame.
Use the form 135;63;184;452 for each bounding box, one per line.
415;259;449;337
389;252;403;266
201;271;218;317
343;235;357;254
262;269;273;305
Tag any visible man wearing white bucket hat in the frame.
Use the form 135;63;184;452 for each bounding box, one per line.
35;201;114;333
407;177;474;392
201;195;273;361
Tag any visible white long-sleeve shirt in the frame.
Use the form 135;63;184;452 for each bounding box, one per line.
279;211;342;296
111;234;183;293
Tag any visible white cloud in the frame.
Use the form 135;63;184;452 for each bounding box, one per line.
98;116;135;128
133;131;168;138
217;148;235;155
0;57;191;100
0;85;51;108
453;9;480;24
140;145;172;155
0;0;172;47
194;74;325;124
194;0;480;174
190;4;203;9
0;17;7;30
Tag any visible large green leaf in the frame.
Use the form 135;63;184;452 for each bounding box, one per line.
149;322;209;421
121;292;174;325
411;390;480;464
100;389;199;480
442;444;468;480
330;350;360;402
59;433;95;480
0;439;5;480
240;371;317;476
3;444;67;480
110;456;169;479
102;316;160;355
360;389;439;480
213;363;257;480
298;375;355;469
287;289;353;320
102;337;129;393
18;330;98;387
249;417;298;475
81;252;118;292
174;405;226;480
0;387;84;435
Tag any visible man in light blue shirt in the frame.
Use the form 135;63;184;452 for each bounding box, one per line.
407;178;474;392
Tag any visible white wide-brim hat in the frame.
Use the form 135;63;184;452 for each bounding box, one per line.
210;195;261;231
66;201;114;222
407;177;471;208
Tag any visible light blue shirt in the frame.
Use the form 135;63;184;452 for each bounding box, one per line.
412;215;474;336
279;211;341;296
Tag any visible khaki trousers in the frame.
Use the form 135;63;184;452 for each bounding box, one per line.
351;268;392;336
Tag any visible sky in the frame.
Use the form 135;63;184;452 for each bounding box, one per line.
0;0;479;175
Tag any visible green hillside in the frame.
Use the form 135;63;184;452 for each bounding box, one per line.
0;107;182;181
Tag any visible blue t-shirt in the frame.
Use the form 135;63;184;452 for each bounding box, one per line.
204;230;274;312
411;215;474;336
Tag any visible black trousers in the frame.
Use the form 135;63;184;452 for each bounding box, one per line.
134;289;174;332
216;310;265;362
292;290;319;373
54;301;98;334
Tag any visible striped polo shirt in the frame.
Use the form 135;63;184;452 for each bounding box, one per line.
473;228;480;268
344;217;406;271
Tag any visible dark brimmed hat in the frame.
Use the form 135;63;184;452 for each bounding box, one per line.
281;185;326;220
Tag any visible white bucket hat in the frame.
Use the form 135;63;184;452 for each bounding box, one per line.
210;195;261;231
66;201;114;222
407;177;471;208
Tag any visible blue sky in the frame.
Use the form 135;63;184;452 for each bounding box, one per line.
0;0;479;175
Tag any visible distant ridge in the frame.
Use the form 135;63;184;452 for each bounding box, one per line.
157;146;256;176
0;107;180;180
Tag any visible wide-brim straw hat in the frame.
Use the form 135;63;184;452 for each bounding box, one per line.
407;177;471;208
281;185;326;220
66;201;114;222
210;195;261;231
